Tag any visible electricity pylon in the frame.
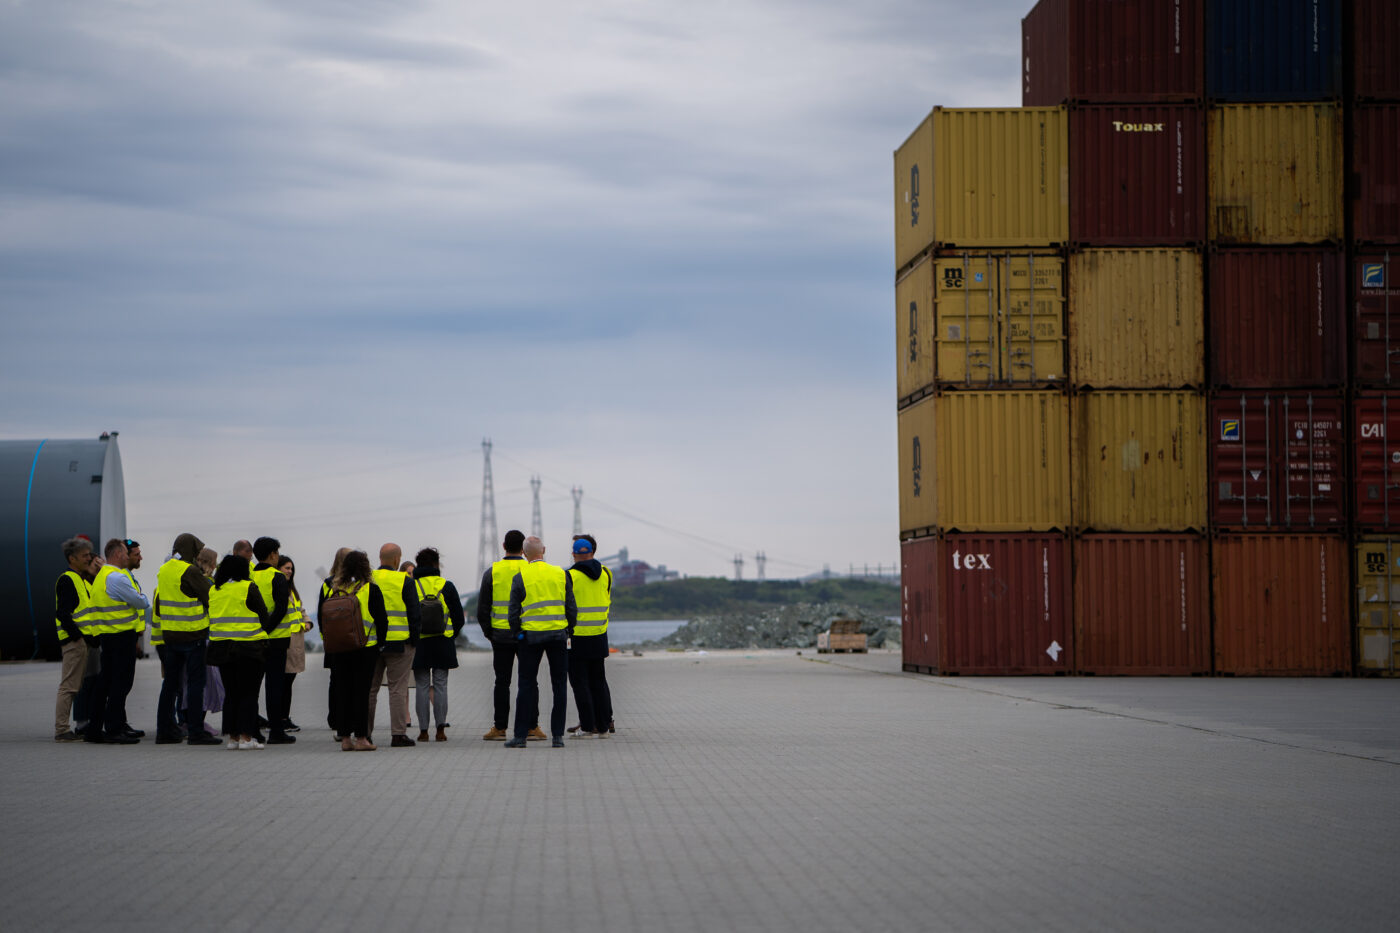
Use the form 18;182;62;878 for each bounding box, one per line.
476;439;499;579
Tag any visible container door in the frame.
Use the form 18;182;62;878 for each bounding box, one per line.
1355;540;1400;675
1354;253;1398;387
1212;395;1274;528
1354;394;1400;530
1000;252;1066;385
934;254;999;385
1278;395;1346;529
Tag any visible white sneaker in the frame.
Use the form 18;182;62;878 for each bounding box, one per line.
226;739;239;749
238;738;265;750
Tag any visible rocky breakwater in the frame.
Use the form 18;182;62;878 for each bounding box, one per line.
650;603;901;651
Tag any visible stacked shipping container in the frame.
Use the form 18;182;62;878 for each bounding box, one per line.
898;0;1397;677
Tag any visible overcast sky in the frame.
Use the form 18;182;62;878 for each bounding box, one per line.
1;0;1027;583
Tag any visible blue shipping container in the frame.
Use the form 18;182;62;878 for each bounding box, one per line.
1207;0;1341;101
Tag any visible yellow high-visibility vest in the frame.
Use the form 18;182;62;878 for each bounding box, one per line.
55;570;92;643
155;558;207;636
208;581;267;642
87;565;141;635
283;590;306;635
489;558;525;630
371;568;411;642
251;566;287;639
126;570;146;635
518;560;568;632
568;566;612;637
416;576;453;639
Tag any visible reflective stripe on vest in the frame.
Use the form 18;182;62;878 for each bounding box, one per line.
568;565;612;637
156;559;208;635
416;575;453;639
281;593;306;635
518;561;569;631
87;565;140;634
251;566;287;638
55;570;92;642
208;581;267;642
372;568;411;641
126;570;147;634
490;559;524;629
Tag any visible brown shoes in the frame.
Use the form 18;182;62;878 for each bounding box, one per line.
482;727;507;741
435;726;447;742
527;727;547;741
417;730;429;743
341;737;354;751
352;737;376;751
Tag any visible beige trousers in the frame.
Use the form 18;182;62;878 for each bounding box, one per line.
367;647;416;736
54;638;88;735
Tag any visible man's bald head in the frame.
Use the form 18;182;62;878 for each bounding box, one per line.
523;536;545;560
232;539;253;560
380;543;402;569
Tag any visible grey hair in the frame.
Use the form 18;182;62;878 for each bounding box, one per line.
61;537;94;562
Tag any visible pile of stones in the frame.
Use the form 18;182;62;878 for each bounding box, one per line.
648;603;901;651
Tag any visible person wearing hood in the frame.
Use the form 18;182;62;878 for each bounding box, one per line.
154;533;217;745
565;535;614;738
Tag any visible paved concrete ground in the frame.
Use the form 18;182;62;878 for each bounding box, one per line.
2;649;1398;932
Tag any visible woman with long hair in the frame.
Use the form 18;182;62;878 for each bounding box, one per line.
320;549;388;751
277;555;307;734
206;554;273;749
321;547;351;739
410;547;465;743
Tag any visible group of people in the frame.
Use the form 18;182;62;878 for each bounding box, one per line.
52;528;615;751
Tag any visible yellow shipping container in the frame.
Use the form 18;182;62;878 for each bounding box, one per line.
1068;249;1204;389
1208;104;1343;244
897;390;1070;534
1072;391;1207;532
895;256;934;405
1354;538;1400;676
934;251;1065;387
894;107;1069;270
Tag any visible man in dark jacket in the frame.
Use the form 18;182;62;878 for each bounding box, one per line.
475;530;545;741
565;534;614;738
53;537;98;741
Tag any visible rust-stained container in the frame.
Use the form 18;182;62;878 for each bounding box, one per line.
1351;0;1400;102
895;256;934;406
893;111;935;272
1208;104;1343;244
1354;252;1400;387
1070;104;1205;246
1073;534;1210;675
1210;392;1347;531
1350;105;1400;246
897;391;1071;535
1212;534;1349;676
1353;537;1400;676
933;251;1066;387
1072;391;1207;532
1352;393;1400;530
1208;247;1346;388
1022;0;1204;106
1068;248;1204;388
902;533;1071;676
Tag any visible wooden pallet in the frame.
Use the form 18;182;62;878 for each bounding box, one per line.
816;647;869;654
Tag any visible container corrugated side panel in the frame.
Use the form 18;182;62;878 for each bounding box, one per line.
933;108;1069;248
1352;0;1400;101
935;391;1071;532
893;111;935;272
1068;248;1204;388
1023;0;1204;105
897;395;937;536
1354;253;1400;387
934;251;1066;387
1072;391;1207;532
1206;0;1342;102
936;533;1071;675
895;257;935;404
900;537;938;672
1208;247;1346;387
1070;104;1206;246
1208;104;1343;244
1212;534;1349;676
1351;106;1400;246
1352;393;1400;530
1073;534;1210;674
1353;538;1400;676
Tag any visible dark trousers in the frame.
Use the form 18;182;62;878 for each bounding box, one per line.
88;630;138;737
263;639;290;735
329;648;377;738
568;655;613;734
283;672;296;725
513;637;568;739
218;657;264;738
491;641;517;730
158;639;207;735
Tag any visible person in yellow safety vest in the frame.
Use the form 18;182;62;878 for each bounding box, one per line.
503;535;577;749
250;536;295;744
474;530;546;741
367;542;422;747
321;549;389;751
206;553;273;749
53;536;99;742
154;533;218;746
83;538;151;744
565;534;614;739
409;547;466;743
196;547;226;726
276;554;309;736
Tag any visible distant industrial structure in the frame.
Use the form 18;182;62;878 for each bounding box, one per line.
600;547;680;587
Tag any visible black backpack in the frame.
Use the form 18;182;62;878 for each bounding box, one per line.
417;580;447;636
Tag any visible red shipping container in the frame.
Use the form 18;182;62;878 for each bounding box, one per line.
1073;534;1210;675
1355;252;1400;387
1353;393;1400;530
1212;534;1349;676
901;533;1070;676
1022;0;1204;105
1070;104;1205;246
1351;105;1400;246
1352;0;1400;101
1210;392;1347;531
1209;248;1346;387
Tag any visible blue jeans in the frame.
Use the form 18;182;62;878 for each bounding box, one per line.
158;639;207;735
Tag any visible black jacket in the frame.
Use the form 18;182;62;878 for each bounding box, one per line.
476;555;527;644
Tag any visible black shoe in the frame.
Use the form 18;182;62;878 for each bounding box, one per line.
155;732;183;745
566;723;582;734
267;733;296;745
390;735;416;748
122;725;146;738
55;730;83;743
83;730;107;744
282;719;301;733
551;736;566;748
607;720;615;734
106;732;140;745
503;736;526;748
257;715;269;728
187;732;221;746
